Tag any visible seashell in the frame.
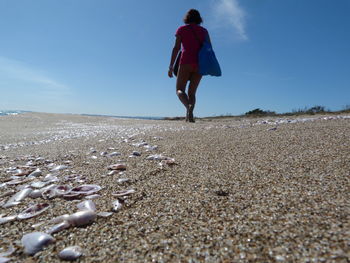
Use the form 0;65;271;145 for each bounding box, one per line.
17;203;50;220
50;165;69;172
146;154;168;161
76;200;96;211
144;145;158;151
21;232;55;255
49;214;71;225
58;246;83;261
42;185;71;199
112;199;123;212
35;157;44;162
107;170;118;176
31;181;49;188
108;152;121;157
3;188;32;208
112;189;135;197
132;142;147;147
160;158;176;166
0;256;11;262
42;174;59;182
91;156;98;159
67;210;96;227
100;151;108;156
29;189;44;198
28;169;42;177
13;169;33;176
0;244;15;257
47;220;71;234
54;185;72;195
117;178;131;184
132;151;141;156
0;190;15;198
97;212;113;217
107;164;126;171
69;184;101;196
31;221;45;228
0;215;17;224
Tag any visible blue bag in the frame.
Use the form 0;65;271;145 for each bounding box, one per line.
199;36;222;77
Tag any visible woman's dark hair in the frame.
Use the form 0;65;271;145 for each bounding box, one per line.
183;9;203;25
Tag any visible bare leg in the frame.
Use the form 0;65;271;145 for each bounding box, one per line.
187;71;202;122
176;65;191;120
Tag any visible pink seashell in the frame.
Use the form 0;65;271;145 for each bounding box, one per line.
69;184;101;196
17;203;50;220
112;189;135;197
21;232;55;255
107;164;126;171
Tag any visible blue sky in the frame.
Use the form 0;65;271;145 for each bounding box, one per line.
0;0;349;117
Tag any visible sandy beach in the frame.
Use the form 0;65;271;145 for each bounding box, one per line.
0;112;349;262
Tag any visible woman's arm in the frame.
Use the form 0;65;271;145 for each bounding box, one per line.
168;35;181;78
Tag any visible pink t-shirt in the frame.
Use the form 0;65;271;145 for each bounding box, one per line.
175;24;208;65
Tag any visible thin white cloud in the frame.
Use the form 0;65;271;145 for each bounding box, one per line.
211;0;248;41
0;56;69;93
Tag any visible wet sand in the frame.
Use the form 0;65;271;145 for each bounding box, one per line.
0;112;349;262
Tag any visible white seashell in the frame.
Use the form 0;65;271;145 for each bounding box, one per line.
3;188;32;208
47;220;71;234
49;214;70;224
0;215;17;224
28;169;42;177
146;154;168;161
58;246;83;261
17;203;50;220
100;151;108;156
107;170;118;176
69;184;101;196
67;210;96;227
0;256;11;262
29;189;44;198
31;181;49;188
112;189;135;197
107;164;126;171
50;165;69;172
117;178;131;184
112;200;123;212
91;156;98;159
132;142;147;147
76;200;96;211
31;221;45;228
21;232;55;255
42;174;59;182
97;212;113;217
0;244;16;257
144;145;158;151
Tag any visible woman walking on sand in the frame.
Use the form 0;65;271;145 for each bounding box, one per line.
168;9;211;123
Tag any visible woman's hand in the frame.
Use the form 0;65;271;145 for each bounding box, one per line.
168;67;174;78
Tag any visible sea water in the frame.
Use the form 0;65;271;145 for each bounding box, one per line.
0;110;26;116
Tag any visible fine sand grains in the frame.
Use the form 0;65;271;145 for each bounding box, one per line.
0;113;349;262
